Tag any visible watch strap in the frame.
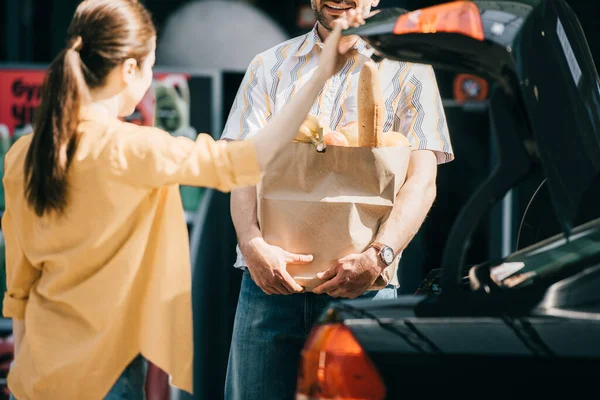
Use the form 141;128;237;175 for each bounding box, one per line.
370;242;395;265
371;242;386;252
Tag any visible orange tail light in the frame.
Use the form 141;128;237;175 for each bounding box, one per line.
393;1;485;41
295;324;385;400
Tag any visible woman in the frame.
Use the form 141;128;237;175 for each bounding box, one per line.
2;0;363;399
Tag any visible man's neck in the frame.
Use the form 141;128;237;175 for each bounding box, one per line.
317;22;359;53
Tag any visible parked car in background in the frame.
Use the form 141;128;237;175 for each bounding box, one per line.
295;1;600;398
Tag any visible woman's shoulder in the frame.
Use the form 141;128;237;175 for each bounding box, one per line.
78;112;170;160
80;110;168;141
117;121;169;137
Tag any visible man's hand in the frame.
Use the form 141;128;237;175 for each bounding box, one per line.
312;247;384;299
241;237;312;295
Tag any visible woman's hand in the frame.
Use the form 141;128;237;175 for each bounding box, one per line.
315;10;366;81
249;9;365;171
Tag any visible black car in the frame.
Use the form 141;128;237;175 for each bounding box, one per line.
295;1;600;398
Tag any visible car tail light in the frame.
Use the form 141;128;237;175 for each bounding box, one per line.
453;73;489;103
295;323;385;400
393;1;485;41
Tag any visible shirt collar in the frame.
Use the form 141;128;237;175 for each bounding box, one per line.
295;23;374;59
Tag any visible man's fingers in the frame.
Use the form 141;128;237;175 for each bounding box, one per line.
266;284;286;295
316;267;337;281
257;283;276;295
257;278;284;295
277;277;296;294
326;288;345;298
343;291;361;299
312;276;342;295
275;283;293;295
327;288;361;299
337;254;353;263
285;252;314;264
278;270;304;293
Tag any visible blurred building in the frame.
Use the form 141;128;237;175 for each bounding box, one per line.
2;0;600;65
156;1;289;70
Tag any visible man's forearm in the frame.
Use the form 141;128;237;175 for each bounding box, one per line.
374;150;438;255
231;186;261;246
375;178;436;254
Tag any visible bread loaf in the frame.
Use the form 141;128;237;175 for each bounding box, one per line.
294;115;327;152
358;61;384;147
339;121;358;147
382;131;411;147
294;125;317;144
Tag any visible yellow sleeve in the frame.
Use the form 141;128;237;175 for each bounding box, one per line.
2;209;40;320
109;126;261;192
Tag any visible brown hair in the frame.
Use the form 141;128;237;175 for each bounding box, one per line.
24;0;156;216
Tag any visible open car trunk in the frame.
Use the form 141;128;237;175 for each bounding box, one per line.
313;0;600;392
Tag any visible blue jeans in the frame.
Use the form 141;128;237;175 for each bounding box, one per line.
10;355;147;400
225;270;397;400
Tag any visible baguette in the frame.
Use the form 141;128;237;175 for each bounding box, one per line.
358;61;384;147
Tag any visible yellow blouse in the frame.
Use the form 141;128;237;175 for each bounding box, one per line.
2;109;260;400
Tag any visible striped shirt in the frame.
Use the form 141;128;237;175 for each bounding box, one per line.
221;25;454;270
222;24;454;163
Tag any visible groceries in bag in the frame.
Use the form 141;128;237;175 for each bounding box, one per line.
258;61;412;291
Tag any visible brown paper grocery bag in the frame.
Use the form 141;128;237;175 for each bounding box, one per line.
257;142;410;291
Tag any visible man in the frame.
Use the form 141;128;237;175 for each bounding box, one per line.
221;1;454;399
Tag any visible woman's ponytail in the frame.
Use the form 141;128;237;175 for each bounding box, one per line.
24;37;90;217
23;0;156;217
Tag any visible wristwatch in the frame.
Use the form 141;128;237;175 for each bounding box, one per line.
370;242;395;266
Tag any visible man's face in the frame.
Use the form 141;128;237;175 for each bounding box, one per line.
311;0;379;31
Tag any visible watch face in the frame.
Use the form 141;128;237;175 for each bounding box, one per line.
382;247;394;265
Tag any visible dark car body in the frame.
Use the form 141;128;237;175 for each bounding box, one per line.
296;0;600;397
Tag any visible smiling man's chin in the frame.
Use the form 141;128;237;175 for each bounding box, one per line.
314;1;356;31
316;10;344;31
